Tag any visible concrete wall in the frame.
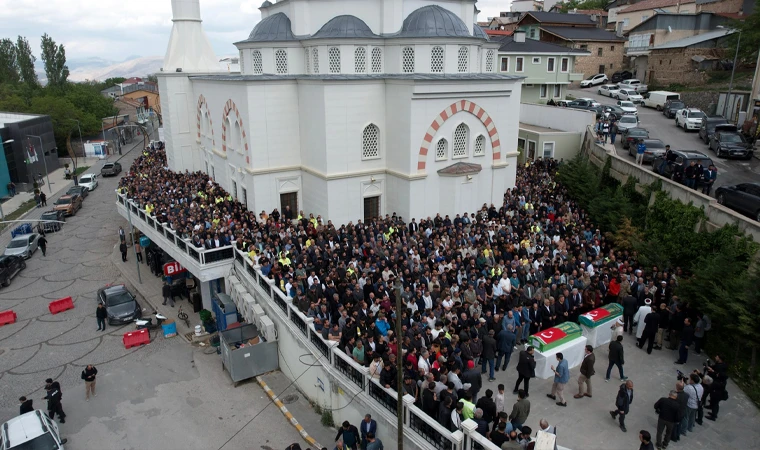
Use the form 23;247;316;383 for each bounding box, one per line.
571;41;626;78
616;3;698;32
520;103;595;132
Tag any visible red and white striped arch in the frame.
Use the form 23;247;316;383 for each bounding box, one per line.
417;100;501;172
221;99;251;165
196;95;216;148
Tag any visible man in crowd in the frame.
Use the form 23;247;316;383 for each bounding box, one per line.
575;345;595;400
548;352;569;407
610;379;634;432
654;390;682;449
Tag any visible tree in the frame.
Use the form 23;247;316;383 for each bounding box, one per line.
40;33;69;89
556;0;608;13
0;38;19;84
15;36;38;88
732;1;760;62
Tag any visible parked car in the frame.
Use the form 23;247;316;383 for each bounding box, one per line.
618;79;648;93
616;100;638;115
97;284;143;325
0;254;25;287
53;194;83;216
67;185;88;200
611;70;633;83
40;209;65;233
78;173;98;191
709;127;754;159
101;162;122;177
675;108;707;131
4;233;40;259
556;100;571;107
652;150;713;181
698;118;731;144
616;89;644;103
716;183;760;222
628;138;666;163
1;410;67;450
602;105;627;121
580;73;608;88
663;100;685;118
616;115;640;133
644;91;680;110
569;98;601;108
597;84;620;97
622;127;650;150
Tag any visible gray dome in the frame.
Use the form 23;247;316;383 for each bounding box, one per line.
399;5;471;38
312;15;378;39
247;13;295;41
260;0;273;7
473;24;489;40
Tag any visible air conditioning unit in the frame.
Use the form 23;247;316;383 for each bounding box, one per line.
242;293;256;323
259;315;277;341
232;284;246;311
251;304;266;328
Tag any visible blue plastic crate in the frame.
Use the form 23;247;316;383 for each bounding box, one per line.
162;322;177;337
11;223;32;238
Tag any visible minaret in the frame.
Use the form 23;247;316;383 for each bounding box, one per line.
163;0;220;72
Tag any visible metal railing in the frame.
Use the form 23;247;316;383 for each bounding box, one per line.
290;310;308;336
310;330;330;359
333;351;365;389
409;406;457;450
368;380;398;415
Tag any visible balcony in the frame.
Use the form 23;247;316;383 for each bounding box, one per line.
115;192;234;281
625;45;651;56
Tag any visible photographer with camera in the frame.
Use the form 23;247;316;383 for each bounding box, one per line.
683;373;704;434
705;373;728;421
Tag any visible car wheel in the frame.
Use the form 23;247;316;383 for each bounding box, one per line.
717;194;725;205
2;278;9;287
756;211;760;222
20;261;26;270
717;147;724;158
656;105;662;111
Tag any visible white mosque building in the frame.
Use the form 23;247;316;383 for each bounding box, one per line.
158;0;523;225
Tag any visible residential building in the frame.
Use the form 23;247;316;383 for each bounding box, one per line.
611;0;752;33
518;103;594;162
511;0;547;13
0;112;60;192
516;11;603;40
625;12;734;80
648;28;735;85
487;13;521;32
497;31;587;103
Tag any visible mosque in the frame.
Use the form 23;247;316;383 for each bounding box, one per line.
158;0;523;225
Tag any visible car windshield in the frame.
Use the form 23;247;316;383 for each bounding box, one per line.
689;111;706;119
722;134;746;143
620;102;634;108
54;198;71;205
103;164;113;169
9;432;59;450
41;213;56;220
646;141;665;149
7;239;27;248
106;291;134;307
80;176;92;183
621;116;637;124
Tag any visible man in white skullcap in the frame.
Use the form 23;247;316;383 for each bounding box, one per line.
633;298;653;340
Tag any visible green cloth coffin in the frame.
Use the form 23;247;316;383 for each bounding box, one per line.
578;303;623;328
530;322;583;352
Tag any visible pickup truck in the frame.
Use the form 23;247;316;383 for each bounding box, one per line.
618;79;648;93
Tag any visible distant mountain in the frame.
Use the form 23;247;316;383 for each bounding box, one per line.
68;55;164;81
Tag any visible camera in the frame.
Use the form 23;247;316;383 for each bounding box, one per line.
676;369;687;382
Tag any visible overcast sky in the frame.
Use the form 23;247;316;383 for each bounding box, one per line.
0;0;510;62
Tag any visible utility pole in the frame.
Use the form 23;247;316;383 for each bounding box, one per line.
395;283;404;450
125;202;143;284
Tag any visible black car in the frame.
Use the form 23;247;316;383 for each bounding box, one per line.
101;162;122;177
652;150;713;181
663;100;685;119
628;138;666;163
603;105;627;121
716;183;760;222
698;117;730;144
97;284;142;325
39;210;65;233
622;128;649;150
0;255;26;287
709;127;754;159
611;70;633;83
66;185;88;200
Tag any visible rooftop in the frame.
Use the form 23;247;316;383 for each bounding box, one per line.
541;26;626;42
618;0;696;14
0;112;43;128
312;15;378;39
522;11;598;25
651;28;733;49
498;36;589;53
398;5;472;38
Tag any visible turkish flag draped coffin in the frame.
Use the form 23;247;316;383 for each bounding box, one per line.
578;303;623;329
530;322;583;352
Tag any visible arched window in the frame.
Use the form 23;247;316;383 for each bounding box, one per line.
402;47;415;73
474;135;486;156
328;47;341;73
435;138;448;161
430;46;444;73
226;117;235;151
275;49;288;74
362;124;380;159
252;50;263;75
485;50;494;73
457;46;469;73
305;48;310;74
233;120;241;152
355;47;366;73
453;123;468;158
312;48;319;73
371;47;382;73
239;51;245;74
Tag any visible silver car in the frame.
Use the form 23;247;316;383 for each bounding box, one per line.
616;115;640;133
4;233;40;259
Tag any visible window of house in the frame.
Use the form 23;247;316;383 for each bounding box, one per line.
623;18;630;27
458;46;469;72
474;135;486;156
516;57;524;72
529;28;536;39
242;187;248;208
579;44;588;50
642;15;649;21
532;57;541;64
501;57;509;72
431;46;444;73
561;57;569;72
312;48;319;73
517;138;526;153
402;46;415;73
611;45;615;51
355;47;366;73
599;64;605;73
436;139;448;160
543;142;555;158
527;140;536;160
609;63;614;69
371;47;382;73
597;48;603;57
362;124;380;159
328;47;341;73
540;85;548;98
553;84;561;98
547;57;555;72
485;50;494;72
453;123;468;158
231;180;237;200
252;50;263;75
275;49;288;74
305;48;310;74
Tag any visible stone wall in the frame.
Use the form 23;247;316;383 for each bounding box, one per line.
698;0;744;14
572;41;626;79
679;91;720;114
649;47;726;86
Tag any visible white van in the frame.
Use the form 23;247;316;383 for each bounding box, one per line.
1;410;67;450
644;91;681;110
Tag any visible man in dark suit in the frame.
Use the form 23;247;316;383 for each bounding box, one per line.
574;345;595;399
610;380;634;432
622;294;637;334
408;218;419;234
360;414;378;450
19;396;33;415
638;308;660;354
513;346;536;396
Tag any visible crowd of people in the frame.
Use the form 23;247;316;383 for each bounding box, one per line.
121;149;731;450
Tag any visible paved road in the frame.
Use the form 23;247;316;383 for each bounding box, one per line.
0;144;311;449
568;88;760;193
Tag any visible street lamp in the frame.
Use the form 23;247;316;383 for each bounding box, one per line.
717;26;741;120
26;135;52;193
